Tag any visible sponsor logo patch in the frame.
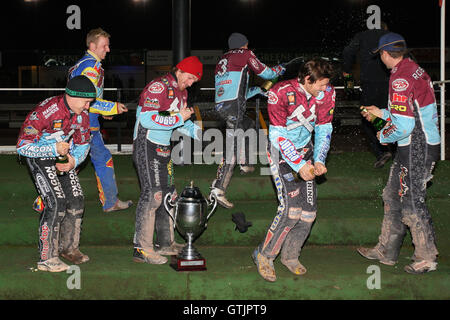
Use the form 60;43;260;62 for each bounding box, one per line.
144;98;160;109
288;188;300;198
267;91;278;104
106;158;114;168
43;103;59;119
399;165;409;199
52;120;63;131
286;92;296;105
151;114;180;127
392;78;409;92
277;137;302;164
391;104;407;112
40;222;50;260
392;93;407;103
382;124;397;138
148;82;165;94
24;126;39;136
30;112;39;121
156;147;170;157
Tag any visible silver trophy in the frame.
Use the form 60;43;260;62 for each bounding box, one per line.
164;181;217;271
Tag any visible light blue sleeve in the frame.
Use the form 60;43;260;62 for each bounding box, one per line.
379;113;415;144
381;108;391;121
246;86;264;100
71;143;90;168
258;64;286;80
314;123;333;165
176;120;201;140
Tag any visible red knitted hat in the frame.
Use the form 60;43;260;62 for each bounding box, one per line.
176;56;203;80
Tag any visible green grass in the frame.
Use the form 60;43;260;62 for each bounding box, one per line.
0;153;449;300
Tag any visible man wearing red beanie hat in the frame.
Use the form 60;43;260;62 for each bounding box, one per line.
176;56;203;83
131;56;203;264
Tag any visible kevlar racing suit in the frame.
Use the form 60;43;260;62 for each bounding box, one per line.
133;73;201;252
212;48;285;192
256;80;335;261
17;95;90;262
68;50;122;211
373;58;440;263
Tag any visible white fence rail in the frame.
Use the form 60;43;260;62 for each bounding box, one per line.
0;84;447;159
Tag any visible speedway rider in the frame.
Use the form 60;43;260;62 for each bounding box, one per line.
132;56;203;264
357;33;441;274
210;32;286;209
68;28;132;213
33;28;132;214
253;59;335;282
17;76;96;272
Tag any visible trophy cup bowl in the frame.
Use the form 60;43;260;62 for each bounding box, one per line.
164;181;217;271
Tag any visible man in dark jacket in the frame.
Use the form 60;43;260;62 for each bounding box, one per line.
342;22;393;168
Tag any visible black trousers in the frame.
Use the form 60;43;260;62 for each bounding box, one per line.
26;157;84;262
212;99;256;191
133;124;176;251
376;127;439;262
258;142;317;261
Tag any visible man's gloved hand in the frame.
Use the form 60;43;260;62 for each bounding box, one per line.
231;212;253;233
277;64;286;75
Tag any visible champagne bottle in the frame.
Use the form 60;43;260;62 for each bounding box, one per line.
360;106;387;131
55;129;75;176
55;154;68;176
261;77;279;92
158;111;177;116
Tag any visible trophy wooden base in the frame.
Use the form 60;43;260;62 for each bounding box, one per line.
170;255;207;272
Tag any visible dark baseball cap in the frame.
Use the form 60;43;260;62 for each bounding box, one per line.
372;32;407;53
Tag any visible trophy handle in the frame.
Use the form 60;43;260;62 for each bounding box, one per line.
164;193;176;225
206;193;218;222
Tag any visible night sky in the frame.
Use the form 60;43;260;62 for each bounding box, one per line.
0;0;445;52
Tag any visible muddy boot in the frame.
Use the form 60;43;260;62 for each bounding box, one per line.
363;211;406;265
252;249;276;282
356;247;396;266
133;248;167;265
37;257;70;272
104;199;133;213
155;242;185;256
404;260;437;274
60;248;90;265
239;165;255;175
281;258;307;275
374;152;392;169
210;187;234;209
